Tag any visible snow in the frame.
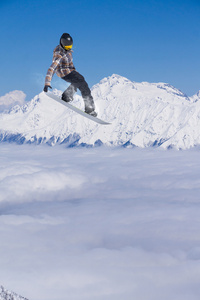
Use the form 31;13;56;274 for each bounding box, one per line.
1;144;200;300
1;74;200;149
0;285;28;300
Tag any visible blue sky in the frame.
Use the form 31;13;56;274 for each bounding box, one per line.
1;0;200;100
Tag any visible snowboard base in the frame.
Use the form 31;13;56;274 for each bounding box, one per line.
46;92;111;125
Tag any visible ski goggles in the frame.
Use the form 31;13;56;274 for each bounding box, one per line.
64;44;73;50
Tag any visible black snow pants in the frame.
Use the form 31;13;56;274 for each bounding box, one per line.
61;70;95;113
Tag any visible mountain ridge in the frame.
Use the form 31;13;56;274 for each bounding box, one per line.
0;285;28;300
0;74;200;149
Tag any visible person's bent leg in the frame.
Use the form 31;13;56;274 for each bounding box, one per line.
62;71;96;114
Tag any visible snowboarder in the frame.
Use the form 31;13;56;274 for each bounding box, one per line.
43;33;97;117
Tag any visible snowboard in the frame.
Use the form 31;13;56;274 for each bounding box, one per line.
46;92;111;125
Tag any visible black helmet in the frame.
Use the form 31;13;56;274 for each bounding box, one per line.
60;33;73;50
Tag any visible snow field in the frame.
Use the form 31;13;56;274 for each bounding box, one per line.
0;144;200;300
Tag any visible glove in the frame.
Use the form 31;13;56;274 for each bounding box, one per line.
43;85;52;92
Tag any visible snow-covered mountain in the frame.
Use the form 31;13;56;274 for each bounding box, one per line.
0;286;28;300
0;74;200;149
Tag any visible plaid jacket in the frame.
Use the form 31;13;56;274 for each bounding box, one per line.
45;45;75;86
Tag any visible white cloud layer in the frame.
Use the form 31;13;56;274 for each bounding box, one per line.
0;145;200;300
0;90;26;111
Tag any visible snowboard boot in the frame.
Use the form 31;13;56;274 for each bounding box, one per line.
85;107;97;117
84;96;97;117
62;84;77;102
62;93;73;102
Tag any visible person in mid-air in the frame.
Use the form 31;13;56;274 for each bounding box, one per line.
43;33;97;117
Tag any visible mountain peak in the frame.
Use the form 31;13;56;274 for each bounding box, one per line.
0;74;200;149
95;74;133;87
190;90;200;103
0;285;28;300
